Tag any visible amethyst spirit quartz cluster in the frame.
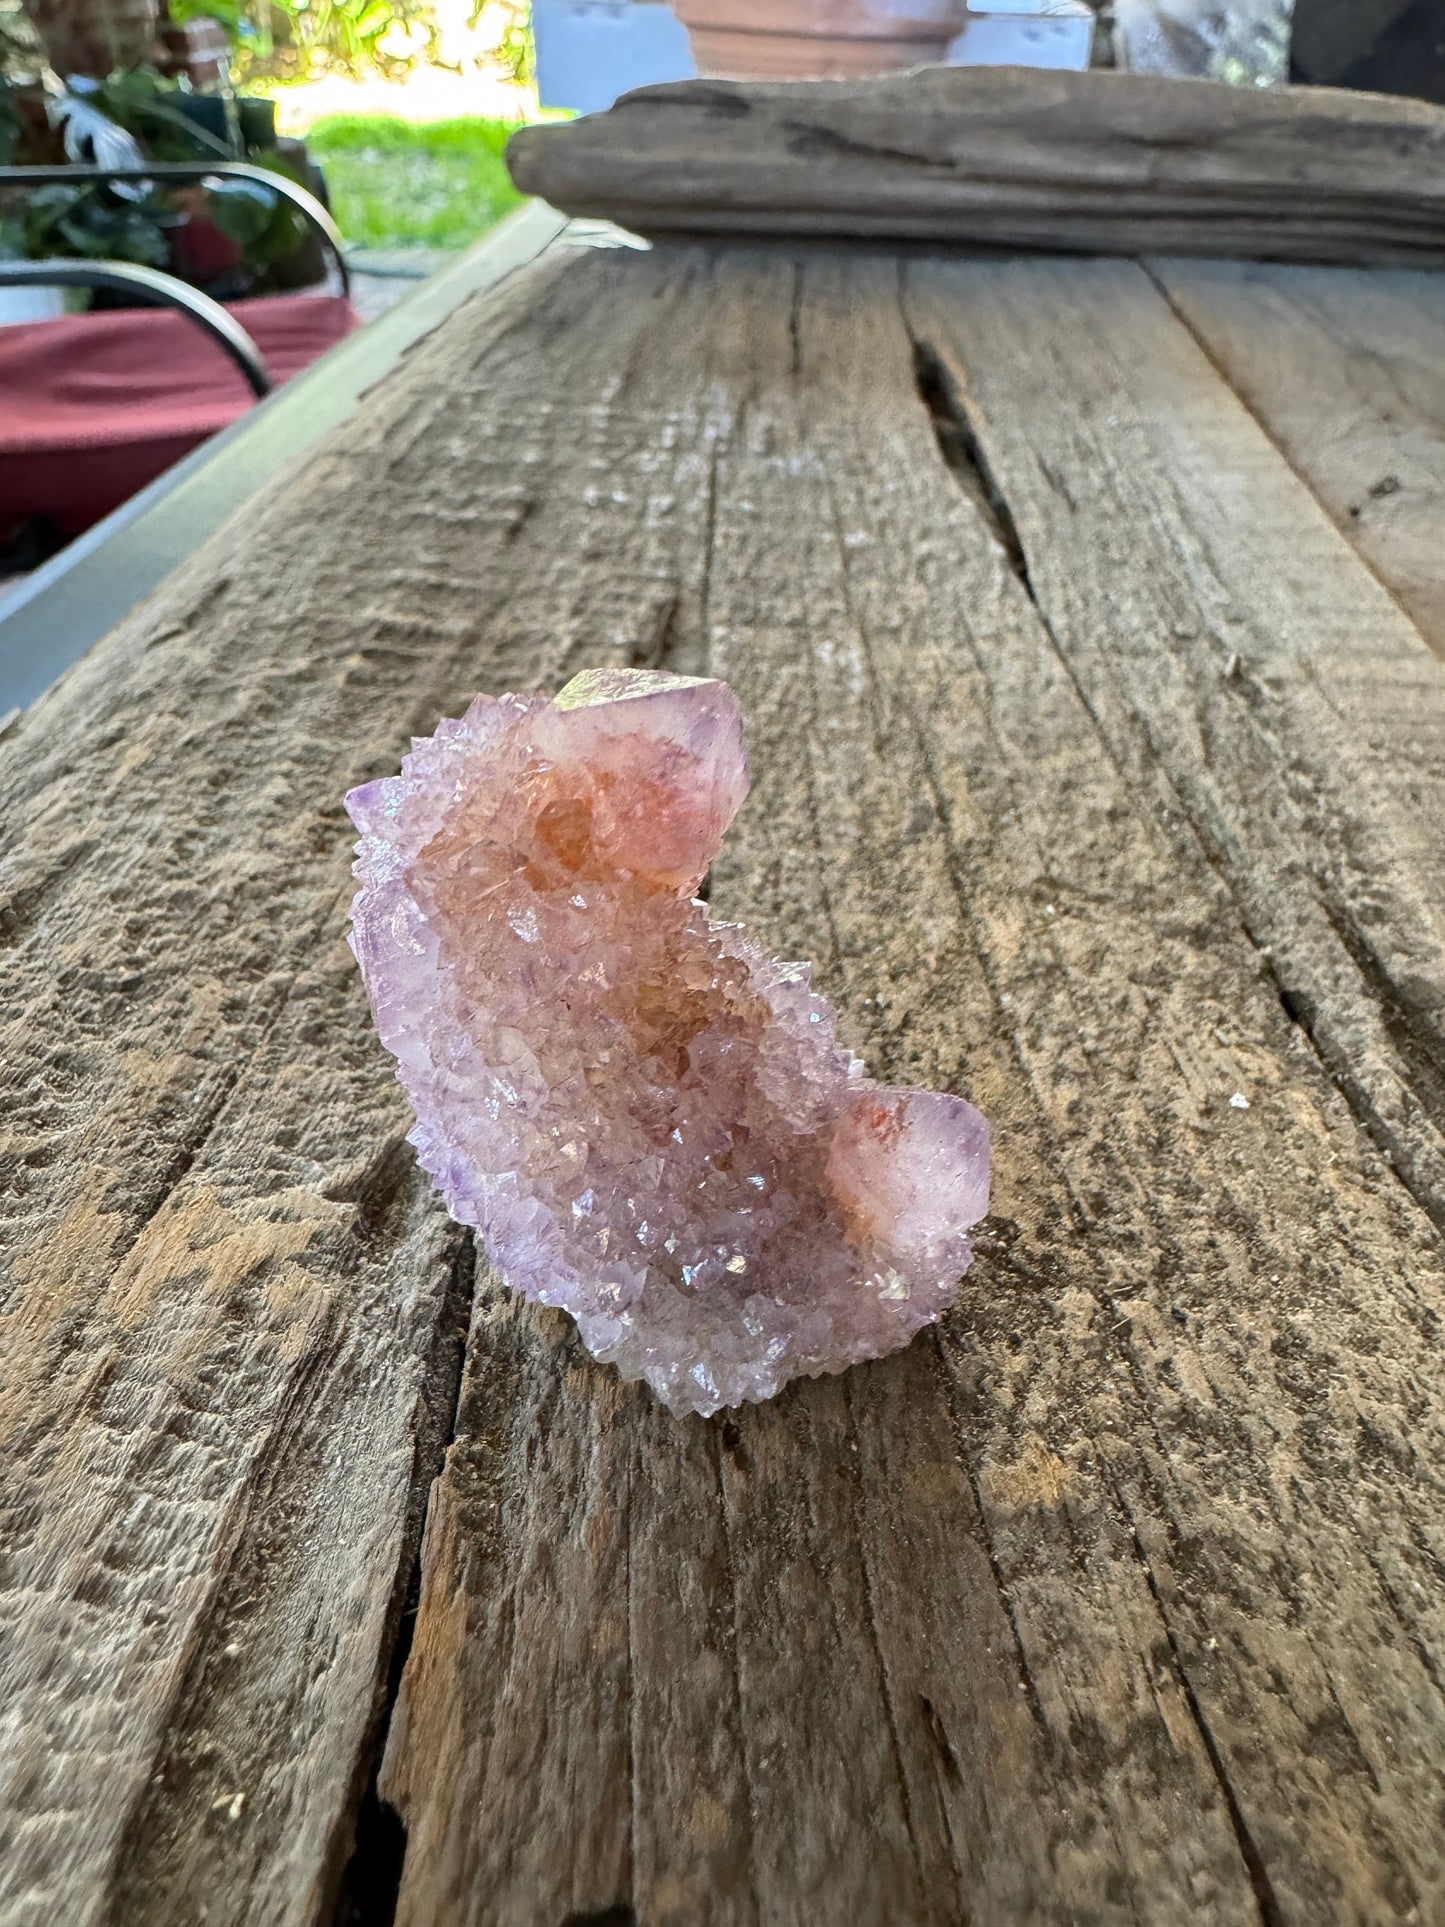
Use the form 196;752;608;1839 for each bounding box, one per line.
345;668;990;1417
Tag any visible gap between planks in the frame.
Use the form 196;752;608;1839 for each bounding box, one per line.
1137;260;1442;661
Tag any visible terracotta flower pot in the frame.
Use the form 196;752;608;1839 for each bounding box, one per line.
672;0;966;79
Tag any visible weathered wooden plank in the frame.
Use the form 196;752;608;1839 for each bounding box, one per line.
364;243;1445;1925
507;68;1445;265
0;242;588;1927
5;231;1445;1927
1147;257;1445;660
905;253;1445;1243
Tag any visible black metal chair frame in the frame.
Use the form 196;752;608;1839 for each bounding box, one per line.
0;161;353;399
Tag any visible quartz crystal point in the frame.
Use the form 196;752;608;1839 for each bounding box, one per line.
346;668;990;1417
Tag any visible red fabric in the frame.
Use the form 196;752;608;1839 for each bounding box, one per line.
0;292;357;538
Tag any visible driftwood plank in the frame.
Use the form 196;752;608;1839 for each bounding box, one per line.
4;230;1445;1927
506;68;1445;266
1147;257;1445;661
358;244;1445;1925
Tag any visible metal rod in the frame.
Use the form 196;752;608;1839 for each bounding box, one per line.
0;259;272;397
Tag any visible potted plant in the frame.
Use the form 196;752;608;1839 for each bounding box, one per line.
670;0;969;78
1;0;332;303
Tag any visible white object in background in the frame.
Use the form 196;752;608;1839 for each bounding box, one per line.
0;285;69;327
534;0;696;115
1113;0;1292;83
947;0;1093;69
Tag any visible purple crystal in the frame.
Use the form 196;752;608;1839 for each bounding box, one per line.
346;668;990;1417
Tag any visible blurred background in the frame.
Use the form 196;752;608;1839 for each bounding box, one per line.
2;0;1441;585
5;0;1441;295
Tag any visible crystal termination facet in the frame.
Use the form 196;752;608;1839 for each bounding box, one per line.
346;668;990;1418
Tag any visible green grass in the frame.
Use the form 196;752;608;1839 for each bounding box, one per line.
304;115;526;251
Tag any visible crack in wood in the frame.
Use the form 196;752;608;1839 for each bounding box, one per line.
325;1132;414;1226
909;293;1445;1242
103;1302;357;1924
917;1693;962;1791
908;336;1035;599
709;1430;763;1927
930;1333;1049;1741
700;438;721;678
628;591;682;673
1318;893;1445;1139
819;462;893;765
1260;926;1445;1236
330;1231;479;1927
623;1433;638;1927
1123;1512;1287;1927
843;1376;932;1897
124;1061;242;1224
780;120;944;173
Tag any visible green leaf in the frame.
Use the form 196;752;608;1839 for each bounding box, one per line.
203;174;276;246
117;211;173;266
166;0;246;28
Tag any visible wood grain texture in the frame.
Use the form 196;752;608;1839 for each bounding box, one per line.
4;232;1445;1927
0;246;575;1927
903;254;1445;1239
506;67;1445;265
1148;257;1445;660
364;245;1445;1925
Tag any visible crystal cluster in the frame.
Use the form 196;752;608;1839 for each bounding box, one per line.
346;668;990;1417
